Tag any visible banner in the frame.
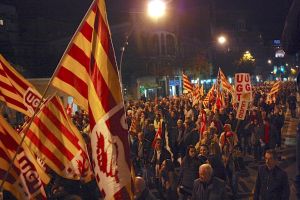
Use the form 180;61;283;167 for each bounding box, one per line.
235;73;252;120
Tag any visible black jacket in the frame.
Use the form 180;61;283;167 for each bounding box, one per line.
254;165;290;200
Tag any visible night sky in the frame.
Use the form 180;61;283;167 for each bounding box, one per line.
1;0;295;77
13;0;294;41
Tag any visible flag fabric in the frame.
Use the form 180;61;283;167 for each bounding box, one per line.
199;109;207;137
199;84;204;97
182;72;193;93
0;115;50;200
218;68;234;94
51;0;132;199
0;54;42;116
152;122;162;148
203;84;215;108
267;81;281;103
192;84;201;106
23;96;93;182
214;90;225;112
269;81;281;95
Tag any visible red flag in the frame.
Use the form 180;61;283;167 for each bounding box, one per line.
51;0;132;198
200;110;206;136
152;122;162;148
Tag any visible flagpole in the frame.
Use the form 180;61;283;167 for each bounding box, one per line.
0;0;99;194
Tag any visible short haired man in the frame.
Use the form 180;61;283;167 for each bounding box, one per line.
254;149;290;200
191;164;228;200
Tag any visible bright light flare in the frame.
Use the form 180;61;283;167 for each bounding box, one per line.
218;36;227;45
148;0;166;19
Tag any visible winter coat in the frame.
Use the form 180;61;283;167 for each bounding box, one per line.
191;177;228;200
254;166;290;200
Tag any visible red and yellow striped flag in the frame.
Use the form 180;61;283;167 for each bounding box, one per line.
218;68;234;94
0;115;50;200
203;84;215;108
51;0;132;199
269;81;281;95
267;81;282;102
23;96;93;182
0;54;41;116
182;72;193;93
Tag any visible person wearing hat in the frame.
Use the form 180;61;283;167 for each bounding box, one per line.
219;124;238;155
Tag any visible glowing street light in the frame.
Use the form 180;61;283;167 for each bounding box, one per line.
147;0;166;19
268;59;272;64
217;35;227;45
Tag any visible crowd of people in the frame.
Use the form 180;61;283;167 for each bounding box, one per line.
4;81;295;200
126;81;295;200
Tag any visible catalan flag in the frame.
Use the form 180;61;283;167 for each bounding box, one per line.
182;72;193;93
51;0;132;199
218;68;234;94
192;84;201;106
0;55;42;116
269;81;281;95
23;96;93;182
203;84;215;108
267;81;282;103
0;115;49;200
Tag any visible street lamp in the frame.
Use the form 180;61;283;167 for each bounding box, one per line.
147;0;166;19
217;35;227;45
119;0;167;95
208;35;228;77
268;59;272;64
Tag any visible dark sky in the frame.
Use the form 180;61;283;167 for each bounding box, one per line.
1;0;294;78
12;0;294;41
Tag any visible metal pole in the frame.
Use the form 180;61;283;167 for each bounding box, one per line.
119;37;129;94
296;116;300;199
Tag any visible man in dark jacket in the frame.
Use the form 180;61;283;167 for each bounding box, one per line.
191;163;228;200
254;149;290;200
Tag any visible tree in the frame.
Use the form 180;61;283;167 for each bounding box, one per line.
235;51;256;74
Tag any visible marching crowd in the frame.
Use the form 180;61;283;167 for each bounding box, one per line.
5;82;295;200
125;82;295;200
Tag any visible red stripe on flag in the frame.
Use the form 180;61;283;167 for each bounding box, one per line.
68;44;90;72
0;148;10;162
56;67;89;100
88;106;96;131
26;129;65;170
33;117;74;161
0;60;28;91
94;7;118;70
80;21;93;42
42;105;81;150
0;79;23;97
0;91;27;110
91;58;117;112
50;97;67;121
